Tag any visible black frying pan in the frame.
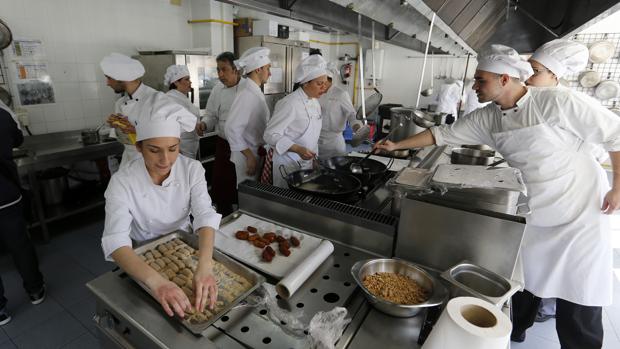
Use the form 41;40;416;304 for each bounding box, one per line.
280;167;361;200
324;155;392;184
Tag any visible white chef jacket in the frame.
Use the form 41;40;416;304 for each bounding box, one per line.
435;81;462;117
431;86;620;306
318;85;361;159
225;79;270;185
113;83;193;167
201;79;245;139
165;89;200;159
101;155;221;261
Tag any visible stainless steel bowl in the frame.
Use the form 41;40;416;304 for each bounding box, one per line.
450;147;495;165
351;259;448;317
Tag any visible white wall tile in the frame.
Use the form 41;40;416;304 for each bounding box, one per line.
43;103;66;122
28;122;48;135
77;63;97;82
52;63;79;82
63;100;83;120
79;82;99;100
82;99;100;119
54;82;81;102
24;105;46;124
64;117;85;131
46;119;69;133
84;117;102;128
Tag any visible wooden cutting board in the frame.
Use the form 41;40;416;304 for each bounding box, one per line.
215;214;322;279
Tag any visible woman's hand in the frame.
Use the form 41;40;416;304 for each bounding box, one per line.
151;276;193;318
602;188;620;214
290;144;316;160
245;152;258;175
193;265;218;312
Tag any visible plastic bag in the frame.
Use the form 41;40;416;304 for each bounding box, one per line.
307;307;351;349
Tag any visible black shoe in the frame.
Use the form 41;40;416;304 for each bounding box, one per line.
0;309;11;326
511;332;526;343
535;312;555;323
29;285;46;305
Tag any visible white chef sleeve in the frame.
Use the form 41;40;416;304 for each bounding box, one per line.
101;179;134;261
189;161;222;231
430;108;495;147
342;90;362;129
201;84;221;132
225;90;251;152
264;98;296;155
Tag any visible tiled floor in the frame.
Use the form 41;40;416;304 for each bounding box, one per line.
1;210;620;348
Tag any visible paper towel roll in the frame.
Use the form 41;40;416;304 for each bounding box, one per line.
422;297;512;349
276;240;334;299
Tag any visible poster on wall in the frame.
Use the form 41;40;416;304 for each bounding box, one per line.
15;62;49;80
12;39;45;58
16;80;55;105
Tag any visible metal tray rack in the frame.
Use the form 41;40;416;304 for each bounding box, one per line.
132;231;265;336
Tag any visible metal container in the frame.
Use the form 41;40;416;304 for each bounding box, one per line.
132;231;265;335
390;107;427;144
38;167;68;205
351;258;448;318
81;129;100;145
450;147;495;166
441;261;521;307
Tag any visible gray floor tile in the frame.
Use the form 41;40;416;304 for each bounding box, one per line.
66;296;98;337
61;332;99;349
1;297;64;339
0;340;16;349
47;269;96;308
12;311;86;349
528;318;559;343
511;334;560;349
0;331;8;345
0;271;29;307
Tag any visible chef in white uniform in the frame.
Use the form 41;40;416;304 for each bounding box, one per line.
163;65;200;159
100;53;190;169
263;54;328;188
462;79;489;116
196;52;244;216
225;47;271;185
376;44;620;349
527;39;609;164
101;103;221;318
435;79;463;118
317;62;364;160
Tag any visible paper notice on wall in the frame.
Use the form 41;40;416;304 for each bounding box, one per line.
15;62;49;80
12;39;45;58
269;67;284;83
17;80;55;105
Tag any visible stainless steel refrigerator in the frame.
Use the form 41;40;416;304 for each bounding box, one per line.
133;50;218;112
237;36;310;111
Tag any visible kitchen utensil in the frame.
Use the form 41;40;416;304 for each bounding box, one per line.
350;124;371;147
0;19;12;50
325;155;391;180
281;166;362;199
486;158;506;169
421;51;434;97
589;40;616;64
450;147;495;166
415;12;436;109
431;164;527;194
355;88;383;120
351;258;448;318
350;119;403;174
579;70;601;88
412;109;436;128
81;129;100;145
594;80;620;100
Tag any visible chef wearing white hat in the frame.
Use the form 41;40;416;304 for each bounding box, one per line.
526;39;608;164
101;53;188;169
225;47;271;185
263;54;328;187
102;101;221;320
376;44;620;349
435;79;463;119
317;62;363;160
164;65;200;159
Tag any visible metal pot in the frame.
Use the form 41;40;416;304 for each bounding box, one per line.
280;167;362;200
81;129;100;145
450;147;495;165
390;107;428;144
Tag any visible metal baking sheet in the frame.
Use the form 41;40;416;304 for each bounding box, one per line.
132;231;265;336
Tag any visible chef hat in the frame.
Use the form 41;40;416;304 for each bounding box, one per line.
476;44;533;81
136;97;197;142
530;40;588;78
326;62;338;79
100;53;145;81
164;65;190;87
234;47;271;74
294;54;327;84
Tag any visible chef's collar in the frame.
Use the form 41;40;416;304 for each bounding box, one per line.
127;82;146;101
298;86;313;101
494;88;531;114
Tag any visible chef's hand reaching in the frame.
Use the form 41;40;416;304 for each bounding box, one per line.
243;150;258;176
373;139;397;153
152;277;193;318
602;188;620;214
193;265;218;312
290;144;316;160
195;121;206;136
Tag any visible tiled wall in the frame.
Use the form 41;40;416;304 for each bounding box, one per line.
0;0;194;135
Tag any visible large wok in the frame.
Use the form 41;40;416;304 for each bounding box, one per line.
324;155;392;184
280;166;362;200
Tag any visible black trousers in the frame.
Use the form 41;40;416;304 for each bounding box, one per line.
0;200;44;310
511;290;603;349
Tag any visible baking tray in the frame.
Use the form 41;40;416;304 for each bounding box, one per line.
132;231;265;336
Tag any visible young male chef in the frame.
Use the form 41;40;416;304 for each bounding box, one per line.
101;103;221;318
375;44;620;349
163;65;200;159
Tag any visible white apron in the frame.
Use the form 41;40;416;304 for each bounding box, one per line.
273;101;322;188
318;131;346;160
491;107;612;306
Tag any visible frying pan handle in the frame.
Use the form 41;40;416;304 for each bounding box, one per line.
278;164;289;179
386;156;395;170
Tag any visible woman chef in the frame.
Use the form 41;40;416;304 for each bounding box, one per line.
263;54;328;187
225;47;271;185
101;104;221;318
317;62;364;160
526;39;608;164
164;65;200;159
375;44;620;349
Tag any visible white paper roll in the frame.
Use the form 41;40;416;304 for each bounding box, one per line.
422;297;512;349
276;240;334;299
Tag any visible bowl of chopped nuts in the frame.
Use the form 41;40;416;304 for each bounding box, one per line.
351;258;448;317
